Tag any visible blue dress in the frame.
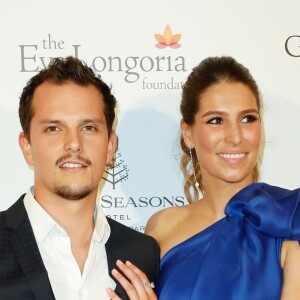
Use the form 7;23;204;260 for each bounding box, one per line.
156;183;300;300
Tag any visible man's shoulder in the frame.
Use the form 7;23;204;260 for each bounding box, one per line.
0;196;26;247
107;217;149;236
0;210;5;228
106;217;160;268
107;217;157;244
0;194;27;230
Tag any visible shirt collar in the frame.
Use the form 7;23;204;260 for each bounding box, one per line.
23;186;110;245
93;203;110;244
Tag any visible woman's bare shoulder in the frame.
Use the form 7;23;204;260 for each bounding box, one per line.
145;205;190;242
146;201;212;257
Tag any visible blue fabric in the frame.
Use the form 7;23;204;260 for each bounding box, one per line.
156;183;300;300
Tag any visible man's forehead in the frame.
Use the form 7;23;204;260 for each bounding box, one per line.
31;82;105;113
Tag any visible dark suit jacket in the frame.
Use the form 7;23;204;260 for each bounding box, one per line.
0;195;160;300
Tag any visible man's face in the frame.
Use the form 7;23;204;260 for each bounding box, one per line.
19;81;115;202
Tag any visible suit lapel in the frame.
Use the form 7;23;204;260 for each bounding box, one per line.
6;196;55;300
105;218;133;300
105;228;120;274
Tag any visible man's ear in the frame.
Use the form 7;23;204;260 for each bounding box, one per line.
106;129;116;164
180;120;194;148
19;132;34;165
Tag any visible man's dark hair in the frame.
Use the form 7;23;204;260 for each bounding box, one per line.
19;56;117;139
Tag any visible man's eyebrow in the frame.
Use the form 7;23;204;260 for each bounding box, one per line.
38;118;105;125
38;119;62;124
79;118;105;125
81;118;104;123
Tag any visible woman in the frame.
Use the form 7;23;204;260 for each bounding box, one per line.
107;56;300;300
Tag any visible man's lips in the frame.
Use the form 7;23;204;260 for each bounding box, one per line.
56;154;92;167
60;162;86;168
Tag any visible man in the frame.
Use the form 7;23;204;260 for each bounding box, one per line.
0;57;159;300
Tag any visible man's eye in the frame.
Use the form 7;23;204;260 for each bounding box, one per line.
206;117;223;124
46;126;59;132
83;125;97;131
241;115;258;123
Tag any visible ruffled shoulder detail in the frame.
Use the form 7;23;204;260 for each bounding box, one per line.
225;182;300;241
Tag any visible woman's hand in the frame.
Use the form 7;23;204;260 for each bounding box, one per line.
106;260;158;300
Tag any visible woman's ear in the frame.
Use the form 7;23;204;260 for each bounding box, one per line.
19;132;34;165
180;120;194;148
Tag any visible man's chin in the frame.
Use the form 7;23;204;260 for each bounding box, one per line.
53;185;92;201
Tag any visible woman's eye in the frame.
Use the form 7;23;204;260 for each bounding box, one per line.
241;115;258;123
206;117;223;124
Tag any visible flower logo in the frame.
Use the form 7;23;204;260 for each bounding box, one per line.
154;25;182;49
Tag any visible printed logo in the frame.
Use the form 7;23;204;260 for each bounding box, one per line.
19;33;187;86
154;25;182;49
103;147;129;189
285;35;300;57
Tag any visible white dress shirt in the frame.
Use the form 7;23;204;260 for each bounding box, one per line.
24;187;116;300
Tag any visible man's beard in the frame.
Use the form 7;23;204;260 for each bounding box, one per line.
53;184;92;200
54;154;94;200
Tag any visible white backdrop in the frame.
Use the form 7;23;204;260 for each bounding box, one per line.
1;0;300;231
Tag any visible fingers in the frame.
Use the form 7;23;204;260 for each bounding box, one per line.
111;267;141;299
115;260;149;299
106;287;122;300
124;261;156;296
109;260;157;300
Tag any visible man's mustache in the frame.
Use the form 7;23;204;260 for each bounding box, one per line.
55;154;92;166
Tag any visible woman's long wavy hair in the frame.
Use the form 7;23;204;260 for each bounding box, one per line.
180;56;261;203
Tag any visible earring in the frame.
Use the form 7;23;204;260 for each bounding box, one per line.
189;146;200;190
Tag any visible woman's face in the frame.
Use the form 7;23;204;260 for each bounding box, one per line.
183;81;262;187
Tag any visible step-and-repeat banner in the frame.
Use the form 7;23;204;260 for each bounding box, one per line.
1;1;300;231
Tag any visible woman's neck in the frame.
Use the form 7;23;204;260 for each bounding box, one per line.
199;177;253;219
